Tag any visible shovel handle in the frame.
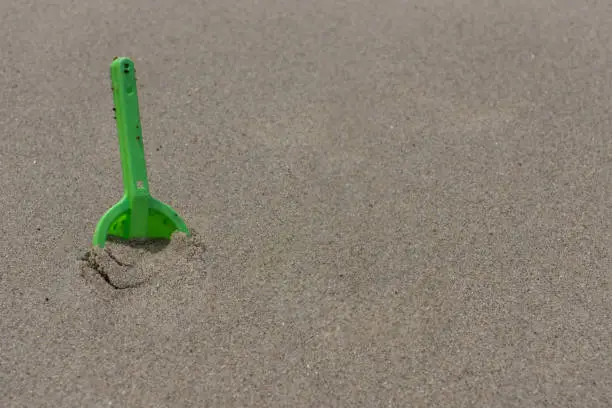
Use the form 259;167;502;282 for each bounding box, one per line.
111;57;150;198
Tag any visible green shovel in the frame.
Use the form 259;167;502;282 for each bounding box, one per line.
92;57;189;248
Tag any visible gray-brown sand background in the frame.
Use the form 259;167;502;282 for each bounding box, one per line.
1;0;611;406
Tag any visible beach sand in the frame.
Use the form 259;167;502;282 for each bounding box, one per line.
1;0;610;406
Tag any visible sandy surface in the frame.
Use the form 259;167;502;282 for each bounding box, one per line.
1;0;611;406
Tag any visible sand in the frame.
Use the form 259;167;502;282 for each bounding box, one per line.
1;0;611;407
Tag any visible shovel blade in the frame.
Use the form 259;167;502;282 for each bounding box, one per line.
92;196;189;248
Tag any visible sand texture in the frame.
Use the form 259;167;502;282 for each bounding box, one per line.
1;0;611;407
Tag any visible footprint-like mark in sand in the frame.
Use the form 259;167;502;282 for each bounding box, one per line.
79;231;206;290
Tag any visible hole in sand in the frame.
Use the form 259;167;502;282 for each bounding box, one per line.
107;235;169;252
79;232;205;290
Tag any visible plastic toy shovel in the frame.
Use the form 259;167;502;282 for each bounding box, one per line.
92;57;189;248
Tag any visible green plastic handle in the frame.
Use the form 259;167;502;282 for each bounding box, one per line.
111;57;149;197
111;57;150;236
